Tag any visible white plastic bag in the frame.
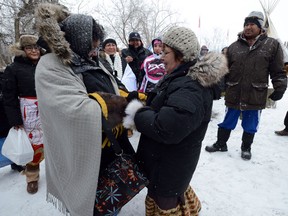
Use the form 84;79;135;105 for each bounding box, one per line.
1;128;34;165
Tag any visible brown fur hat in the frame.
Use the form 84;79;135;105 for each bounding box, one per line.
35;3;71;64
19;35;38;49
9;34;39;57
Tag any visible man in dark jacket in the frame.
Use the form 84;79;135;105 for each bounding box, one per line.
205;11;287;160
121;32;152;88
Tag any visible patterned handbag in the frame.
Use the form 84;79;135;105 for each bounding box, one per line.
94;115;149;216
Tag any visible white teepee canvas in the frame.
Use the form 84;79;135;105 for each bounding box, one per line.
260;0;288;63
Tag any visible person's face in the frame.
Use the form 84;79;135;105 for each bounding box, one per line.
89;39;100;57
153;43;163;55
243;22;261;39
104;43;117;55
129;39;141;48
24;45;40;61
161;46;182;74
200;49;208;56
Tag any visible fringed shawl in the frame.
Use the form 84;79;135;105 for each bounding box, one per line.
35;53;106;216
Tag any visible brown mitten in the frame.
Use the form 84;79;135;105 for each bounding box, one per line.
284;63;288;76
89;92;128;128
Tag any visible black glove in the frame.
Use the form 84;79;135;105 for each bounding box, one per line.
269;91;284;101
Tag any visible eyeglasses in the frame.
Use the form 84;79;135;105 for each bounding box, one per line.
24;45;40;51
162;51;171;56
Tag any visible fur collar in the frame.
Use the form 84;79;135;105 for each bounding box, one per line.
188;52;229;87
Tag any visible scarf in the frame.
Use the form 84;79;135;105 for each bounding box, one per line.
105;52;123;79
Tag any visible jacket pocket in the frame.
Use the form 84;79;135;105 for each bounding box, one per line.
248;83;268;106
225;82;240;104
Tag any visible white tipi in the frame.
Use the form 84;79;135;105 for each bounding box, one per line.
260;0;288;62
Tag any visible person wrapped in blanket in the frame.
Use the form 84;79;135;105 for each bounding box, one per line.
123;26;229;216
2;34;45;194
34;3;145;216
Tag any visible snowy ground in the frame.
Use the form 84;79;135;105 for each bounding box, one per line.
1;90;288;216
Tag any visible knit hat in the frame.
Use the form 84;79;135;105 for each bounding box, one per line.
162;26;200;62
152;38;162;47
244;11;264;29
201;45;209;51
102;38;117;49
129;32;141;40
60;14;94;58
19;35;38;49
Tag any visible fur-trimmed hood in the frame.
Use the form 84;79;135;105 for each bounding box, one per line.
188;52;229;87
35;3;100;66
35;3;71;64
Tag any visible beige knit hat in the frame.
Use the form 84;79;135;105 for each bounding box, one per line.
19;35;38;49
162;26;200;62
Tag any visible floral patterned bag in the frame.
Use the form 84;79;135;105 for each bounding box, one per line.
94;153;149;215
94;115;149;216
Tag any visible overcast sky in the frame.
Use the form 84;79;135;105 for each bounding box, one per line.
66;0;287;48
169;0;287;44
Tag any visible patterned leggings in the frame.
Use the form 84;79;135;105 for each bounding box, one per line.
145;186;201;216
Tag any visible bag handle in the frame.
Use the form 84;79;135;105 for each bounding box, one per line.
101;114;123;155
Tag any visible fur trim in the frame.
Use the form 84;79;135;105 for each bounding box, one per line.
9;43;26;57
188;52;229;87
123;99;144;130
35;3;72;65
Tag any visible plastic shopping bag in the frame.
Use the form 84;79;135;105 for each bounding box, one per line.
1;128;34;165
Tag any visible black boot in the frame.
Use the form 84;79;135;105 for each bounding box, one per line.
241;132;255;160
11;163;25;172
205;128;231;152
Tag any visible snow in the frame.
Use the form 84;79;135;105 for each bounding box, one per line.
1;91;288;216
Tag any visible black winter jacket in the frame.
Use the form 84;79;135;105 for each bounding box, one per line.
0;71;10;137
121;45;152;85
3;56;38;126
135;62;218;197
225;32;287;110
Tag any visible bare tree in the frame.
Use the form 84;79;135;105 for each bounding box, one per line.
0;0;59;66
200;28;229;53
92;0;181;48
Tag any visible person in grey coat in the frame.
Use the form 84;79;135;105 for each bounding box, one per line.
205;11;287;160
35;3;133;216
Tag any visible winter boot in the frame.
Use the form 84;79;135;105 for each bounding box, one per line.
205;128;231;152
26;164;40;194
241;132;255;160
11;163;25;172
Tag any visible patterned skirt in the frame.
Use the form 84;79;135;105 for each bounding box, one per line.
145;186;201;216
20;97;44;165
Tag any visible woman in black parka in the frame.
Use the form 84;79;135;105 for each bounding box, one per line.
2;35;44;194
123;26;228;216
